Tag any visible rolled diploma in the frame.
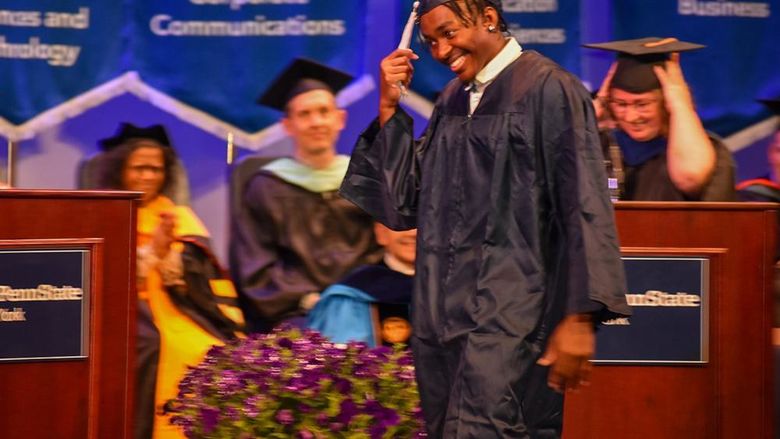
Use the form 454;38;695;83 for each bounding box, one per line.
396;1;419;95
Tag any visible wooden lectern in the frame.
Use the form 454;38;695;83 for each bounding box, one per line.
0;190;138;439
564;202;777;439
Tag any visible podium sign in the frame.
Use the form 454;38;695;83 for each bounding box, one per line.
0;248;90;361
595;257;709;364
0;190;138;439
563;202;776;439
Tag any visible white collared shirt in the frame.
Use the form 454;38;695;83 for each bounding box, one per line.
384;253;415;276
467;38;523;115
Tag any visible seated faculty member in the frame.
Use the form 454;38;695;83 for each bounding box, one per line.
230;58;382;333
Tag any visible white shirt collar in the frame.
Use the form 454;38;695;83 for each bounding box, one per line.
468;38;523;91
383;253;415;276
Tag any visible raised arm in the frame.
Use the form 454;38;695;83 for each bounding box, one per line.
592;61;617;122
654;53;716;195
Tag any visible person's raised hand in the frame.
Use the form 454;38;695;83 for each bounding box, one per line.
379;49;418;123
152;211;177;259
654;53;694;114
593;61;618;120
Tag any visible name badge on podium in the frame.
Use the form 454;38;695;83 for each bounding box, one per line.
0;248;91;362
595;256;709;365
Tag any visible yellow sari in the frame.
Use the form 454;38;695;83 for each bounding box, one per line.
137;195;222;439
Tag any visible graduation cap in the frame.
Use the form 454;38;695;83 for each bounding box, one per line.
418;0;503;16
758;97;780;116
256;58;353;112
583;37;705;94
99;123;172;151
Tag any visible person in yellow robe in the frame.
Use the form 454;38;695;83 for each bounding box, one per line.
96;123;243;439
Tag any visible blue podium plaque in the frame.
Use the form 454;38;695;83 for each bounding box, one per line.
594;256;708;365
0;248;90;362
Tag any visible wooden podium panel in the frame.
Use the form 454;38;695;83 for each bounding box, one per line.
0;190;138;439
564;202;776;439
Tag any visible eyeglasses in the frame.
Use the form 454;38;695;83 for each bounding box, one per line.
608;99;659;115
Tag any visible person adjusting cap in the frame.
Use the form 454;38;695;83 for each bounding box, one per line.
256;57;354;112
583;37;705;93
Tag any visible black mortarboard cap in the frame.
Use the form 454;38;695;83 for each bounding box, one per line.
419;0;502;16
256;58;353;111
583;37;705;94
758;98;780;116
99;123;171;151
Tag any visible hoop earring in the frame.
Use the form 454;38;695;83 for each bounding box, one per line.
487;25;496;33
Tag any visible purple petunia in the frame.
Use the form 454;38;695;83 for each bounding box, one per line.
199;406;220;434
337;398;358;424
167;325;425;437
276;409;295;426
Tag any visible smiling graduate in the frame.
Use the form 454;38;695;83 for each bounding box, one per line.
340;1;631;437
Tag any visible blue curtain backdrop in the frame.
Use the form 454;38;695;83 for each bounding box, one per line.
2;0;777;140
0;0;125;125
1;0;366;135
130;1;366;133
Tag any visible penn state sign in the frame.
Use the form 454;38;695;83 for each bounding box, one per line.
0;248;90;362
595;256;709;364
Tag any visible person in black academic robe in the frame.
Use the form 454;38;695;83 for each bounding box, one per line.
233;169;381;332
94;123;244;439
230;58;382;333
736;101;780;323
587;37;735;201
339;1;630;438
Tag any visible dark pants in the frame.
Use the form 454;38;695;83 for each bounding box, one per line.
412;333;563;438
135;300;160;439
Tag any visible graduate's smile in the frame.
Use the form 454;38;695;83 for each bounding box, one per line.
449;53;467;73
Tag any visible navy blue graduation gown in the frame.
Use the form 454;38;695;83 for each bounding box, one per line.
232;171;382;333
340;51;630;438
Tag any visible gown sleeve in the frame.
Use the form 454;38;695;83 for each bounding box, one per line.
339;109;428;231
699;135;736;201
539;71;632;320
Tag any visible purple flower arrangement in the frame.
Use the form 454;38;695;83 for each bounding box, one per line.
168;326;427;438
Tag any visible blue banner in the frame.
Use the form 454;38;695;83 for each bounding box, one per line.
595;257;708;364
503;0;580;76
131;0;366;133
0;1;125;125
611;0;780;136
0;0;366;143
3;1;776;146
0;249;89;362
